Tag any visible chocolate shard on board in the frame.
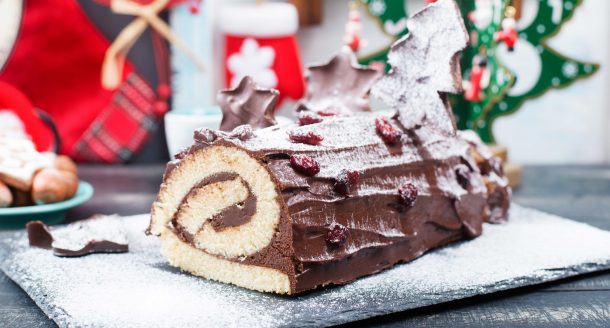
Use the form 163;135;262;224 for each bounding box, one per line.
297;46;382;115
26;221;54;249
148;0;510;296
371;0;468;136
26;216;129;257
218;76;279;131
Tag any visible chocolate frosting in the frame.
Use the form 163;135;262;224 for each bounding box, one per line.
168;110;509;292
218;76;278;131
297;46;382;115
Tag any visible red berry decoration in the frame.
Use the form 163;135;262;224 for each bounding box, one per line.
188;0;200;14
298;113;323;126
290;155;320;176
317;108;340;116
455;165;472;189
375;117;402;145
288;130;324;145
398;183;418;208
334;170;360;195
326;224;349;246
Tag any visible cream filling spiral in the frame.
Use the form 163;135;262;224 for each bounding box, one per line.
151;145;280;258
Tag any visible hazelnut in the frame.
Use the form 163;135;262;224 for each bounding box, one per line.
31;168;67;204
55;155;78;175
0;181;13;208
60;171;79;199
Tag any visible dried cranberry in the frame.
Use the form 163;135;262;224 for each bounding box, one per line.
298;113;323;126
398;183;418;208
288;130;324;145
326;224;349;246
317;108;340;116
375;117;402;145
455;165;472;189
334;170;360;195
289;155;320;176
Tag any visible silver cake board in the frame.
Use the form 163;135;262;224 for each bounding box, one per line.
1;204;610;328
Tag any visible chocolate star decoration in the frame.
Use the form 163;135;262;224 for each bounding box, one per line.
371;0;468;136
218;76;279;131
299;46;382;115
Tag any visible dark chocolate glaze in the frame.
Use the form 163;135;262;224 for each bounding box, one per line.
166;111;510;293
459;130;511;223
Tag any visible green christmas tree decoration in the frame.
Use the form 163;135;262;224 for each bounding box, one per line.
470;0;599;143
357;0;599;144
452;0;515;140
357;0;409;71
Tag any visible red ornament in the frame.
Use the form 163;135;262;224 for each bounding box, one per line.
188;0;201;14
464;55;489;103
344;4;365;52
495;17;518;51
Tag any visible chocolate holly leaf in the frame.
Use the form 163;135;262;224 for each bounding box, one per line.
371;0;468;135
218;76;279;131
298;46;381;115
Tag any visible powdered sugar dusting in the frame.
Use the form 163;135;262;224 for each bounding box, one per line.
1;205;610;327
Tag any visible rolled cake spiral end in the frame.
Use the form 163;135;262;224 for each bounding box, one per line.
150;145;293;293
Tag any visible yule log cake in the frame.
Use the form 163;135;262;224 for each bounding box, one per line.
148;0;511;295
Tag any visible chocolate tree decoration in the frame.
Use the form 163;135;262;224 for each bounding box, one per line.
218;76;278;131
297;46;381;115
371;0;468;136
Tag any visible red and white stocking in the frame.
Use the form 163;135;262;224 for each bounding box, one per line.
220;2;305;105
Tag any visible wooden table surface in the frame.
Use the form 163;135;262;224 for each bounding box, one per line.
1;165;609;327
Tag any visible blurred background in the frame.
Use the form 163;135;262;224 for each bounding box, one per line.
0;0;607;164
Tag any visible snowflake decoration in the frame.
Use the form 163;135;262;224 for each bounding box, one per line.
368;0;386;16
227;38;277;89
562;61;578;78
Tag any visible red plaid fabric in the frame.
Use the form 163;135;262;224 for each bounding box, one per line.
71;74;166;163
